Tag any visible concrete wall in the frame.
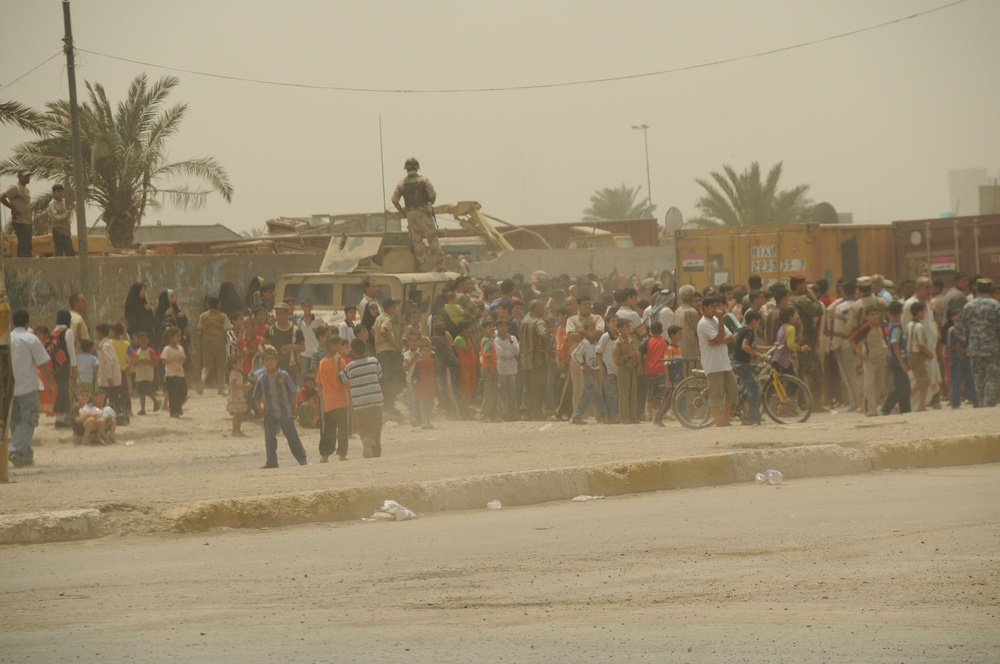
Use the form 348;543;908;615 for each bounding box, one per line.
2;252;324;335
472;246;675;279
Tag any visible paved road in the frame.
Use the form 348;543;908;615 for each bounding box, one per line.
2;465;998;663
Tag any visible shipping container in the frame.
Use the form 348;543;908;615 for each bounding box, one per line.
673;224;894;290
891;214;1000;286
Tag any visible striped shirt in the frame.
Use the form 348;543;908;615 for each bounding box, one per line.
252;369;297;420
339;356;384;412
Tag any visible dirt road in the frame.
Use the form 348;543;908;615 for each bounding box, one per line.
4;391;998;518
3;465;998;663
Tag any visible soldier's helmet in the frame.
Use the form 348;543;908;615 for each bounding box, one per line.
404;157;420;171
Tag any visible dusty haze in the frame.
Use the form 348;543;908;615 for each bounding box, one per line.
1;0;998;234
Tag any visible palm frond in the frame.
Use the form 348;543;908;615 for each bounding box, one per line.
0;100;48;135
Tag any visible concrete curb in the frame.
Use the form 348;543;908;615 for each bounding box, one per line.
0;509;104;545
164;434;999;534
2;435;998;543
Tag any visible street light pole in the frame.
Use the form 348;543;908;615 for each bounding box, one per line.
631;124;653;216
62;0;92;320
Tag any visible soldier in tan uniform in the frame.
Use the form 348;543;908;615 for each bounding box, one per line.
391;158;443;270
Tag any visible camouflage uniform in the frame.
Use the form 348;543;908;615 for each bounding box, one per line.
956;294;1000;407
520;311;551;420
391;173;442;270
457;290;484;341
793;294;825;402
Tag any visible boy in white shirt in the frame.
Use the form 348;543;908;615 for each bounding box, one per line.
494;319;520;421
595;312;619;423
570;320;608;425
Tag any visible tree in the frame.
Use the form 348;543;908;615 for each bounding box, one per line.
0;100;47;136
691;162;811;228
0;74;233;247
583;183;656;221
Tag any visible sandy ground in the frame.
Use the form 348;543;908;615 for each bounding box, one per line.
2;466;998;663
3;390;998;517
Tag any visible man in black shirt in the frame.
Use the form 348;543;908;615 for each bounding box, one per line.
263;302;305;382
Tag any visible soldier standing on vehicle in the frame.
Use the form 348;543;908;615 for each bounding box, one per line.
391;158;443;270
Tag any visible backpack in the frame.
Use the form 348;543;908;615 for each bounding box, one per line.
48;328;69;373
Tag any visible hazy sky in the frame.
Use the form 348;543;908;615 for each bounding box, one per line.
2;0;998;234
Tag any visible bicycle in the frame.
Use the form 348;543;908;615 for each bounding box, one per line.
671;349;813;428
750;348;813;425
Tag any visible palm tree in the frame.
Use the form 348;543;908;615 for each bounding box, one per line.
240;226;266;238
0;74;233;247
691;162;811;228
583;183;656;220
0;100;47;136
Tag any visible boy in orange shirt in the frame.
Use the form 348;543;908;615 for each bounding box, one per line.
316;335;351;462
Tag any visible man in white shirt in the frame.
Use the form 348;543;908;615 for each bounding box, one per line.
8;310;54;469
696;296;738;427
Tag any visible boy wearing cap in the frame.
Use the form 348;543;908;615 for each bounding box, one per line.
253;346;308;468
47;183;75;257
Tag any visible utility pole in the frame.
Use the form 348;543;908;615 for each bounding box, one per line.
62;0;92;318
631;124;653;216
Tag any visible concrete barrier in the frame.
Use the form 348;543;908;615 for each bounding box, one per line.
0;509;103;544
867;435;1000;470
4;435;998;543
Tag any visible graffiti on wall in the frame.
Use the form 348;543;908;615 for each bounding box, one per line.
4;267;76;314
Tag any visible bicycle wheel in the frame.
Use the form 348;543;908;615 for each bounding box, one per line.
672;376;713;429
762;374;813;424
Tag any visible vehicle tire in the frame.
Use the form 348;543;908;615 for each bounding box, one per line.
761;374;813;424
672;376;713;430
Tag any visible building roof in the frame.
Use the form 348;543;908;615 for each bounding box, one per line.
128;224;243;243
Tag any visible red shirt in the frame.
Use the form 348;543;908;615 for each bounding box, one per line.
317;355;349;411
644;335;667;376
416;358;437;400
239;334;262;375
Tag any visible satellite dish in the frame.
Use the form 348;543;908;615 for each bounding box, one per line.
813;202;839;224
663;207;684;232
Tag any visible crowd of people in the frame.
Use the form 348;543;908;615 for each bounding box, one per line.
6;266;1000;474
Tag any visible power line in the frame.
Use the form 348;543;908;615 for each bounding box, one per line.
0;52;63;93
78;0;967;94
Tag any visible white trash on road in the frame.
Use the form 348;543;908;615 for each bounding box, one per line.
572;495;605;502
755;469;784;485
380;500;417;521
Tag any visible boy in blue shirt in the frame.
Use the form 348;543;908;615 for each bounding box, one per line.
76;339;99;392
253;346;308;469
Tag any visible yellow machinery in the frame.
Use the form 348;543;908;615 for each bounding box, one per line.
1;233;111;257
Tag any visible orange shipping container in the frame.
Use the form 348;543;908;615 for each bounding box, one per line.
673;224;894;291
